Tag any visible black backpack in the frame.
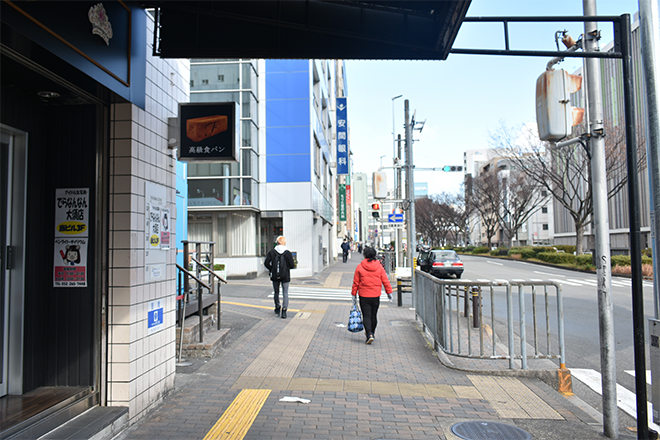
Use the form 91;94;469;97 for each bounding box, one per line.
273;252;287;280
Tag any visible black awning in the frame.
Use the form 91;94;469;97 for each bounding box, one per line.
143;0;471;60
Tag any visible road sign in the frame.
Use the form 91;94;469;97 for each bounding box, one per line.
388;213;404;223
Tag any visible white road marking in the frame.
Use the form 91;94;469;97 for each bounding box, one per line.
487;261;503;266
625;369;652;385
567;278;598;286
535;271;565;277
571;368;660;431
269;287;389;302
549;278;582;286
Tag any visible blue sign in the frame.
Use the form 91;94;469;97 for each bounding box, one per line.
336;97;348;175
148;300;164;334
388;213;404;223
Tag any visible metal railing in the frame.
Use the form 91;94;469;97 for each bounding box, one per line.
414;270;565;370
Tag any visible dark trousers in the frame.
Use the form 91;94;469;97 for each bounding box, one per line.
342;251;348;262
359;296;380;337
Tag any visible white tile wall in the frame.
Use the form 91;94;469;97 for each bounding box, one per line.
106;9;190;423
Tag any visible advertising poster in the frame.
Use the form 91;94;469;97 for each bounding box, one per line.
179;102;239;162
54;238;88;287
54;188;89;287
160;208;170;250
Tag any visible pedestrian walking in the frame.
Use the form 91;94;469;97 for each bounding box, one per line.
341;239;350;263
350;246;392;344
264;236;296;319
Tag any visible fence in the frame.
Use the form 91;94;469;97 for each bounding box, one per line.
414;270;565;370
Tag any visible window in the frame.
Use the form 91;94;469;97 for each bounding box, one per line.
190;80;194;87
542;224;549;230
542;206;548;214
202;79;209;85
232;212;257;255
217;74;224;82
541;190;547;197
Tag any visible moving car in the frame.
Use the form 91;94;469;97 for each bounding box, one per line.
418;250;464;279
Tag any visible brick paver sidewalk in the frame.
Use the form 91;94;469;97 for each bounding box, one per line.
118;251;618;440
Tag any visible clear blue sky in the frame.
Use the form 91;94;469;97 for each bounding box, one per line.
346;0;641;197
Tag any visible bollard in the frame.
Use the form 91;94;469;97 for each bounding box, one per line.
472;286;480;328
397;279;402;307
464;286;469;317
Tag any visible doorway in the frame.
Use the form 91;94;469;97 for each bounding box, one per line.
0;125;27;398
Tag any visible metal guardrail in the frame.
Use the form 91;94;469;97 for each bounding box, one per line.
414;270;565;370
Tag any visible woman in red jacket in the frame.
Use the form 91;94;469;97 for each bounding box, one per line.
351;246;393;344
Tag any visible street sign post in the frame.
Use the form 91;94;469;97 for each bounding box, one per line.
388;213;404;223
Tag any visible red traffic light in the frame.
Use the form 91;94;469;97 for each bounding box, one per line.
371;203;380;210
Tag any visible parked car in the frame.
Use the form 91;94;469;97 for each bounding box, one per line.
418;250;464;279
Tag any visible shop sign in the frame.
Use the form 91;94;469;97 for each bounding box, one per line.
178;102;239;162
336;97;348;175
147;299;164;334
339;184;346;221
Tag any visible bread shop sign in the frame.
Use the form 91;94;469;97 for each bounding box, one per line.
178;103;239;162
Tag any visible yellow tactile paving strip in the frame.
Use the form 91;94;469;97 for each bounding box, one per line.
231;376;478;398
468;375;563;419
240;303;328;378
323;272;343;288
203;389;271;440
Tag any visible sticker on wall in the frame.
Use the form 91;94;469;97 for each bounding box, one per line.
160;208;170;250
147;299;164;335
54;238;88;287
55;188;89;237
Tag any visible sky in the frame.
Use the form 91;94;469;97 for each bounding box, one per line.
345;0;642;198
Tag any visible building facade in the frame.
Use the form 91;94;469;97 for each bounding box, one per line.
185;59;346;278
1;4;188;435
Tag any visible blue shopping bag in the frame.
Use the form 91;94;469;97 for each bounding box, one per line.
347;301;364;333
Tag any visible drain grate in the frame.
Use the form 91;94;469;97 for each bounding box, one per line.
450;421;532;440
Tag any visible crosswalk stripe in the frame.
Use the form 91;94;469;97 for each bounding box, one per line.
571;368;660;431
625;369;652;385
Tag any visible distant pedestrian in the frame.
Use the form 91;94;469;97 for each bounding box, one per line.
264;236;296;319
357;243;363;254
341;239;350;263
351;246;392;344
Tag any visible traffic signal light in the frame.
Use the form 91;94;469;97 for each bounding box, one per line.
535;69;584;141
442;166;463;172
372;203;380;218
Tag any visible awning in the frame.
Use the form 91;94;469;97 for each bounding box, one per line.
142;0;471;60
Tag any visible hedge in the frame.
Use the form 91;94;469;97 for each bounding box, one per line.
611;255;653;267
554;245;576;254
472;246;490;254
537;252;577;265
576;254;593;267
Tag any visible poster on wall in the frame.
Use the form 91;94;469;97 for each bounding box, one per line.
54;188;89;287
54;238;88;287
145;182;168;281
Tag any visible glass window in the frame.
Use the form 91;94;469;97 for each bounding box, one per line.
241;62;257;90
190;63;239;91
216;213;227;254
242;120;258;150
543;224;549;230
241;91;257;120
188;222;213;243
541;206;548;214
232;211;257;256
188;162;236;177
188;178;239;207
241;178;257;206
192;92;239;103
241;149;258;177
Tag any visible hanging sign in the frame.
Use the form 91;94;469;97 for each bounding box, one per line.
54;188;89;287
336;97;348;175
178;102;239;162
339;184;346;221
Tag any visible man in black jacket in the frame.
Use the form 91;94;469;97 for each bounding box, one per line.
341;239;350;263
264;236;296;319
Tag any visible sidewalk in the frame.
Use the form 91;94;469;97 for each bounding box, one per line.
118;252;634;440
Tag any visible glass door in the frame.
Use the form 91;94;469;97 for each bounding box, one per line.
1;125;27;397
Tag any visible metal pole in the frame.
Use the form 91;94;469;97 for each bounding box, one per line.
582;1;618;436
639;0;660;425
621;13;650;440
396;134;403;268
405;100;416;304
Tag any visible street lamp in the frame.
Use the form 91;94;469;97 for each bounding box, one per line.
391;95;403;160
379;155;386;169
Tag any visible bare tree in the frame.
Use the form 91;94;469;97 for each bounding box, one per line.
415;194;459;247
470;170;501;248
497;168;544;248
492;121;635;254
451;186;475;246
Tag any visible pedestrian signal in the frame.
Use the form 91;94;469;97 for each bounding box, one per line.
536;69;584;141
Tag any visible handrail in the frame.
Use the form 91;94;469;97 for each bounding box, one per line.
175;263;210;290
189;255;227;284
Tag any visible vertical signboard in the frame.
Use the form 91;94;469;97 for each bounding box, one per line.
336;97;348;175
54;188;89;287
339;184;346;221
147;299;164;335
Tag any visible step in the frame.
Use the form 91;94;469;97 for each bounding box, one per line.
179;327;230;358
39;406;128;440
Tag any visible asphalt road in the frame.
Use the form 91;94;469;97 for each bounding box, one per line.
457;254;655;428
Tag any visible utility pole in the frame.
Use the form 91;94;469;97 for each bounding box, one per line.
404;100;416;301
396;134;404;268
640;0;660;426
582;1;618;437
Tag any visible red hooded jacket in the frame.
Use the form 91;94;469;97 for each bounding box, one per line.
351;259;393;298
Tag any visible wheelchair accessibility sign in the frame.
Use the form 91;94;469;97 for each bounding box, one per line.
148;299;164;334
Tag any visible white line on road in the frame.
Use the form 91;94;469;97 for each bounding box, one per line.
567;278;598;286
549;278;583;286
534;271;565;277
625;369;652;385
487;261;503;266
571;368;659;431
